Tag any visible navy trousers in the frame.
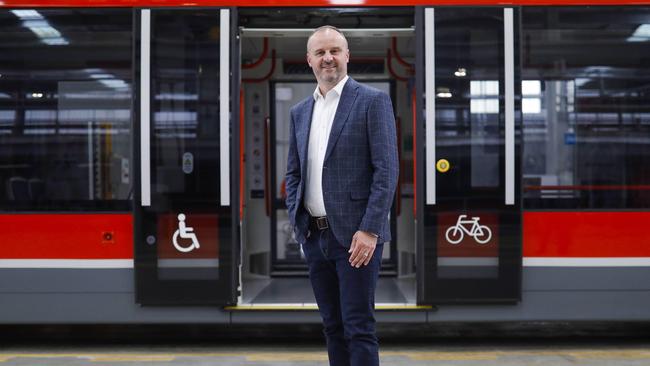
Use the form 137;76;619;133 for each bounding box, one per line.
302;228;383;366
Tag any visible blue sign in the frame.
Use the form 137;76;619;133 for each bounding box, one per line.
564;132;576;145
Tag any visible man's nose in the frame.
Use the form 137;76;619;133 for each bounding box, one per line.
323;52;333;62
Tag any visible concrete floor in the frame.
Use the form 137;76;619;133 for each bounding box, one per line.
2;340;650;365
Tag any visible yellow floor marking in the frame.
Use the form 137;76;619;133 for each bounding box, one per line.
244;352;329;361
395;350;650;361
89;355;177;362
560;350;650;360
1;349;650;363
382;351;498;361
0;354;176;363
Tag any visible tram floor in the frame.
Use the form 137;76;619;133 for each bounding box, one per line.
2;339;650;365
241;276;416;304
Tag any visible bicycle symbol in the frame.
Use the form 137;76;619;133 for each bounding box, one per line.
445;214;492;245
172;213;201;253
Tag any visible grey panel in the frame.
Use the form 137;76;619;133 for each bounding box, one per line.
523;267;650;291
429;291;650;322
3;290;650;324
0;293;230;324
2;268;650;323
0;269;134;293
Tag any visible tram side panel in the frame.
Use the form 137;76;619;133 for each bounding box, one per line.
0;4;650;324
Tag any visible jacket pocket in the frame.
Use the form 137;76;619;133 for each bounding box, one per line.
350;190;370;200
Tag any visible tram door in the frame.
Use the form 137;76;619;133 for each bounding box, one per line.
416;7;522;303
134;9;239;305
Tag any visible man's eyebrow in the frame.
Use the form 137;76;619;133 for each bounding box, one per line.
313;46;342;53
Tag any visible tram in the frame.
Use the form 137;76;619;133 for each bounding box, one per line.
0;0;649;325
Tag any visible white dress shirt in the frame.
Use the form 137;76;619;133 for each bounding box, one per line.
304;75;349;217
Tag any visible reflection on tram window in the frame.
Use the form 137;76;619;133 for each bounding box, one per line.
522;7;650;209
0;9;132;210
150;10;221;202
470;80;499;114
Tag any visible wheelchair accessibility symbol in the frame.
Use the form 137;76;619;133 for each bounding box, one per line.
172;213;201;253
445;214;492;245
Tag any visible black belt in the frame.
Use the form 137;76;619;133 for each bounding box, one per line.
309;215;329;231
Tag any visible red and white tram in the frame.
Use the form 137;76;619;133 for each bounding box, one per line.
0;0;649;325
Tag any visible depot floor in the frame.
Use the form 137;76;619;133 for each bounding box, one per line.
3;339;650;365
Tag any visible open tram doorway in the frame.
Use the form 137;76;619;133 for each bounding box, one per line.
238;8;417;306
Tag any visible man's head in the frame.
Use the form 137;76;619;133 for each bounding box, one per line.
306;25;350;92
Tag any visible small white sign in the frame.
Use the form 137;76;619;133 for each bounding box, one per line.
445;214;492;244
172;213;200;253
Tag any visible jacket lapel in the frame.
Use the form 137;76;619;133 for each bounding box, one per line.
324;78;359;163
297;98;315;174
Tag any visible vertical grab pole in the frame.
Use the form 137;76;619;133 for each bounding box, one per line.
504;8;515;205
220;9;231;206
140;9;151;207
425;8;436;205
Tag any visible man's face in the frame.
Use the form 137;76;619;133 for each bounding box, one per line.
306;29;349;88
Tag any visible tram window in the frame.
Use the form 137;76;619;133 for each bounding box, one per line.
149;10;222;203
0;9;132;211
522;7;650;209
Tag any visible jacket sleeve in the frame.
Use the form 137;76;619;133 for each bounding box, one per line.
285;109;301;227
358;92;399;237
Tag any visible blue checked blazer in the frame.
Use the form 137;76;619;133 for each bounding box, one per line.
285;77;399;247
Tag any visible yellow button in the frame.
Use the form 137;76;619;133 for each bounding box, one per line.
436;159;450;173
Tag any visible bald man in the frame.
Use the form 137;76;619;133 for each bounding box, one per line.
285;25;399;366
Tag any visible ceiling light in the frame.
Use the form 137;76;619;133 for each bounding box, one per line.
13;10;69;46
628;24;650;42
11;10;43;20
454;68;467;77
436;87;452;98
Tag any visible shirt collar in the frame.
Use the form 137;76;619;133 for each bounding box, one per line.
313;75;349;101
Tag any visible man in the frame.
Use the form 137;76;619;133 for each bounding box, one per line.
285;25;398;366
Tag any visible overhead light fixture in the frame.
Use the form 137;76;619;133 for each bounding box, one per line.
11;9;69;45
628;24;650;42
454;67;467;77
99;79;129;89
436;87;452;98
31;92;44;98
90;73;113;79
10;10;42;20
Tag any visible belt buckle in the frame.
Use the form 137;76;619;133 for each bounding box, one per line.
316;216;328;230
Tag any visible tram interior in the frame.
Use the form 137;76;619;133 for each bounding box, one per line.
238;8;417;305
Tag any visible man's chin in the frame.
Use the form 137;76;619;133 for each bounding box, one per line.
321;74;338;84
